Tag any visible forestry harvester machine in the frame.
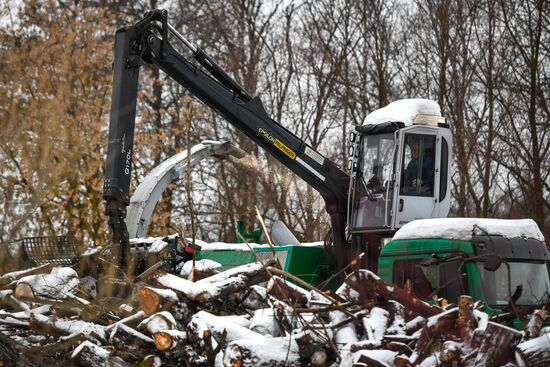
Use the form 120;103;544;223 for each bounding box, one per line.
102;10;550;317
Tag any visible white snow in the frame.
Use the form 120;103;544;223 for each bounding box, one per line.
192;311;261;341
363;307;389;341
249;308;279;336
148;238;169;253
138;312;177;334
473;309;489;333
111;323;153;344
406;316;425;332
331;310;358;348
180;259;222;276
363;99;441;126
0;265;50;281
130;234;178;244
71;340;110;359
392;218;544;241
32;314;106;340
106;310;146;331
217;314;251;329
199;242;273;251
426;307;457;328
17;267;79;299
224;337;300;365
199;241;323;251
80;246;101;256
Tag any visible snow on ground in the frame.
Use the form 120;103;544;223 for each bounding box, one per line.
393;218;544;241
363;99;441;126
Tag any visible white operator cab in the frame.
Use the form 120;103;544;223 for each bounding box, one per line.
346;99;453;234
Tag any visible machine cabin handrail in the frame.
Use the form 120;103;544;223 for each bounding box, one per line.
103;10;350;269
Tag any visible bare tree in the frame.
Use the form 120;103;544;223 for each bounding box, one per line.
495;0;550;235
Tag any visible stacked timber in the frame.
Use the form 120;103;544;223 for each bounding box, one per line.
0;255;547;366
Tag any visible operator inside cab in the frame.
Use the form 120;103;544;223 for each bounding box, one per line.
402;135;435;195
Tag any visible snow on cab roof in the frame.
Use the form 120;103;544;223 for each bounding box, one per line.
392;218;545;242
363;99;441;126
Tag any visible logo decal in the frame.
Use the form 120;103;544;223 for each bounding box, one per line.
258;128;296;159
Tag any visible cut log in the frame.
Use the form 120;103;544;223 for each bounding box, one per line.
354;350;397;367
523;308;547;340
386;341;413;355
108;322;154;347
249;307;282;336
439;340;461;364
310;349;328;367
515;333;550;367
138;286;179;315
153;329;186;351
363;306;389;343
456;295;475;340
386;300;407;335
223;337;301;367
350;340;385;352
153;260;275;303
138;355;162;367
14;294;105;322
330;310;358;351
137;311;177;335
232;284;270;310
0;316;29;328
474;321;522;367
411;308;458;363
71;340;129;367
405;316;425;334
344;270;441;318
0;304;50;319
37;332;88;354
226;285;270;312
29;313;106;342
0;289;30;312
192;310;262;342
266;276;309;306
0;263;54;288
105;310;147;332
181;259;222;281
15;267;79;299
14;283;34;298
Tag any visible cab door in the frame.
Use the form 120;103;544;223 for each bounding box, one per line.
392;125;449;228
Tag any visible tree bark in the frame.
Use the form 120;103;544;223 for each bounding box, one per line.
515;333;550;367
71;341;130;367
266;275;309;306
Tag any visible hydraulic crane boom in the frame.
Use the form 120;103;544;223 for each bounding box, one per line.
103;10;350;269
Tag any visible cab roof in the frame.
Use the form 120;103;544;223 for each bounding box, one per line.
362;99;441;126
392;218;545;242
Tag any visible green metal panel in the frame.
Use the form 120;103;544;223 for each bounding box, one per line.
284;245;333;285
196;245;332;285
378;238;475;284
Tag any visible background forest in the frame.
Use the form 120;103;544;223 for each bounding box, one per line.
0;0;549;246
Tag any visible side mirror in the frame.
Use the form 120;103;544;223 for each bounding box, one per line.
484;254;503;272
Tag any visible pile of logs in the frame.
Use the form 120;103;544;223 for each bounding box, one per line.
0;257;548;366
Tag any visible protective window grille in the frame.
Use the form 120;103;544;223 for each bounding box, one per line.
22;236;81;266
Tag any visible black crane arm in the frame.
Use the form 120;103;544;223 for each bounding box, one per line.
103;10;350;268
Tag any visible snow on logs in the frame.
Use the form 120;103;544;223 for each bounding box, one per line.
0;262;547;366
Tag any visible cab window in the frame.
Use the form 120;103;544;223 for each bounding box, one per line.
393;258;465;303
401;135;435;196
